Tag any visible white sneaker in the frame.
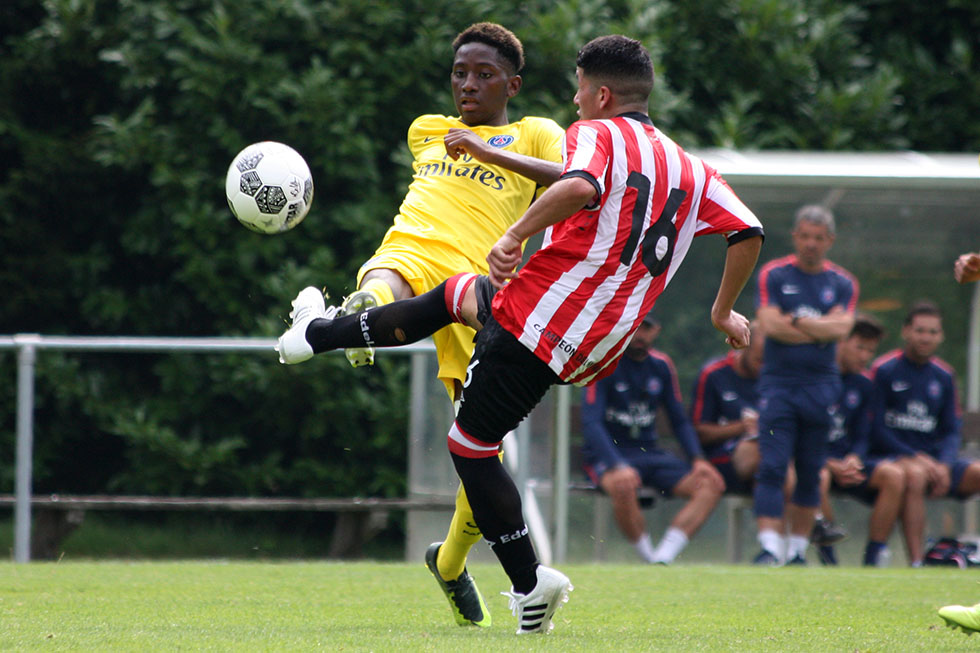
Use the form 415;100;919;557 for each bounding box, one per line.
339;289;380;367
275;287;336;364
502;565;572;635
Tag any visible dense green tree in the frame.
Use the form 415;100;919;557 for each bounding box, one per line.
1;0;977;500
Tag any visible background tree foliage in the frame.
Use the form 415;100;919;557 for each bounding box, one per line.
1;0;978;498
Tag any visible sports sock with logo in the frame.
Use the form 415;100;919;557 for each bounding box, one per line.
305;280;452;352
451;452;538;594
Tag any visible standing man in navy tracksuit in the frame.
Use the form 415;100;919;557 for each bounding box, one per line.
751;205;858;565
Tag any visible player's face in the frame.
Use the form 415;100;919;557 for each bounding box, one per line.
902;314;943;362
573;68;601;120
791;220;834;271
839;335;879;374
625;321;659;359
451;42;521;127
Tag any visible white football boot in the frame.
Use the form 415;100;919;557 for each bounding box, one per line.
275;287;337;364
502;565;572;635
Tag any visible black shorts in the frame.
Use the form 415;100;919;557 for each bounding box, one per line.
454;316;561;447
474;274;497;327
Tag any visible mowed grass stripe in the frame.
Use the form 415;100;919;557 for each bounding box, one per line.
1;561;978;651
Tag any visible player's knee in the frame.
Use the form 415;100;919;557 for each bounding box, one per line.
877;462;905;492
756;462;787;489
442;273;479;325
905;464;928;492
692;467;725;496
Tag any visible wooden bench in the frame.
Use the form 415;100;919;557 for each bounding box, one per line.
0;494;455;560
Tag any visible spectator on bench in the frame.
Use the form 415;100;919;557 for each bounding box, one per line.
582;312;725;564
691;321;765;495
817;314;906;567
869;300;980;566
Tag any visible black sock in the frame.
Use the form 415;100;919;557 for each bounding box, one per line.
863;540;886;566
305;280;453;353
451;452;539;594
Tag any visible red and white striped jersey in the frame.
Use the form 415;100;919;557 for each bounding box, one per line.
491;113;763;385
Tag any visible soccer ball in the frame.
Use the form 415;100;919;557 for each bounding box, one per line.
225;141;314;234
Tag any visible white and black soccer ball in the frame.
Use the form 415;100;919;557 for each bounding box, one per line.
225;141;314;234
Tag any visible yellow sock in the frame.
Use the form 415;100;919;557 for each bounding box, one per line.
360;278;395;306
436;483;482;581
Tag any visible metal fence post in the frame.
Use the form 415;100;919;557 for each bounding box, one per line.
553;384;571;563
14;334;40;563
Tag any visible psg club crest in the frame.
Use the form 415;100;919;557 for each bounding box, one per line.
928;381;941;398
647;378;662;395
487;134;515;148
821;287;836;304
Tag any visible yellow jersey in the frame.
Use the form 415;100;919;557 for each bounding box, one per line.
380;114;565;271
360;114;564;393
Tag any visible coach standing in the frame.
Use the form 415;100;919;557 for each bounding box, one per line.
751;205;858;565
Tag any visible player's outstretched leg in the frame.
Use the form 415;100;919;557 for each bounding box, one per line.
276;287;338;364
939;603;980;635
424;542;491;627
503;565;573;635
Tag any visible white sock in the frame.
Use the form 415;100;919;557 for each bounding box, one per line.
634;532;658;563
652;527;689;564
758;529;785;560
787;534;810;560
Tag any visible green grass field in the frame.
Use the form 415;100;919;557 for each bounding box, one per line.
2;561;979;651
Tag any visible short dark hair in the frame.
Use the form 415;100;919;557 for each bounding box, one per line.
850;313;884;341
453;22;524;74
575;35;654;105
903;300;942;326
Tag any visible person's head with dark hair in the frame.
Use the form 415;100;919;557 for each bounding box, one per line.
901;300;944;364
453;22;525;73
625;308;660;360
850;313;885;341
573;35;654;120
450;23;525;126
903;299;942;326
838;313;884;374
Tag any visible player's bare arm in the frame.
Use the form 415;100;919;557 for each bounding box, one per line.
487;175;597;287
793;305;855;342
444;128;563;187
710;235;763;349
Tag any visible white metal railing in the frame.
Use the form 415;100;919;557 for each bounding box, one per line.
0;335;443;562
0;334;577;564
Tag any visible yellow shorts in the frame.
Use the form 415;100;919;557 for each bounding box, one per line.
357;235;483;398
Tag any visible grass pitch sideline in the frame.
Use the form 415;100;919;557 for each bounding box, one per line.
1;561;978;651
